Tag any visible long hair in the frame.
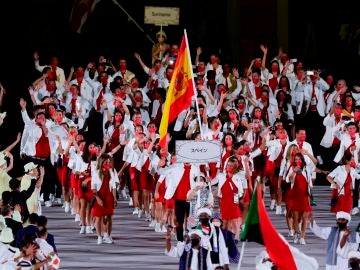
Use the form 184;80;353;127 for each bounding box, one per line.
97;153;114;180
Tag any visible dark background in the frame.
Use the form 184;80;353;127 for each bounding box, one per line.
0;0;359;176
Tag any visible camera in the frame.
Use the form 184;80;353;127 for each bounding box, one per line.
289;58;297;63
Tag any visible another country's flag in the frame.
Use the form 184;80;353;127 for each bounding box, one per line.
69;0;101;33
159;34;194;149
241;185;318;270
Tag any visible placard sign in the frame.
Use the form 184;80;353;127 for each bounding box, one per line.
175;140;221;163
144;6;180;25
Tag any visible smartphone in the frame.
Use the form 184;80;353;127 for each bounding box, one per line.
306;71;314;76
290;58;297;63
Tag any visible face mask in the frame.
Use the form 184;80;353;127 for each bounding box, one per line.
299;134;306;142
335;108;342;116
89;149;97;155
280;81;288;88
47;84;56;92
295;160;302;167
226;166;234;173
225;139;233;146
115;115;122;122
100;77;107;84
254;62;262;69
253;123;260;129
214;122;221;129
131;82;139;89
135;96;142;103
355;112;360;121
69;131;77;137
199;218;209;225
134;119;142;125
119;63;126;70
254;111;262;118
79;145;84;152
191;238;200;247
197;66;205;73
237;103;245;110
346;100;353;107
271;66;278;73
148;127;156;133
212;221;221;227
278;133;287;140
349;261;359;269
195;181;204;188
260;96;268;102
229;114;237;120
349;129;357;136
48;108;55;116
103;163;111;170
278;95;285;101
57;116;63;123
252;77;259;84
238;149;246;155
245;146;251;153
337;222;347;230
350;161;356;168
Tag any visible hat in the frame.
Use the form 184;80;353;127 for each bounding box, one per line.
0;227;14;243
24;162;38;173
0;152;6;167
188;229;203;238
336;211;351;222
197;208;212;217
348;250;360;260
156;30;167;39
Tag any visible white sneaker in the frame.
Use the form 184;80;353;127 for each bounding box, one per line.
64;202;70;213
283;209;287;216
351;207;360;215
39;193;44;202
74;214;80;222
121;189;128;199
132;208;139;215
53;198;62;206
149;202;153;210
80;226;86;234
129;197;133;206
161;225;167;233
270;199;276;210
138;210;142;218
288;229;294;238
275;205;282;215
103;236;114;244
86;226;93;234
71;208;76;215
149;220;156;227
44;200;52;207
49;194;55;202
294;234;299;244
299;238;306;245
155;223;161;233
97;236;103;245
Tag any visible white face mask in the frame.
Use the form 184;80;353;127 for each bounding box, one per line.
212;221;221;227
195;181;204;188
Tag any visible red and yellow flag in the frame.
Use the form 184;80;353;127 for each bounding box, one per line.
159;34;195;149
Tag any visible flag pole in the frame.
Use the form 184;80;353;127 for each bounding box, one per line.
237;241;246;270
183;29;204;138
237;176;261;270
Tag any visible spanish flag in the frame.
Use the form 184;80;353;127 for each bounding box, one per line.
159;33;195;149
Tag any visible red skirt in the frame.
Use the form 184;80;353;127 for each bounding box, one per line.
57;156;69;188
129;166;140;192
77;176;94;202
92;175;114;217
291;174;311;212
154;180;166;204
330;189;352;213
165;198;175;209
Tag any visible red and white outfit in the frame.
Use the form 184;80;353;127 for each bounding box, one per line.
91;168;119;217
285;165;313;212
334;133;360;164
328;165;357;213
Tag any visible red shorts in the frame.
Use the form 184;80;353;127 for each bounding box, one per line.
165;198;175;209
